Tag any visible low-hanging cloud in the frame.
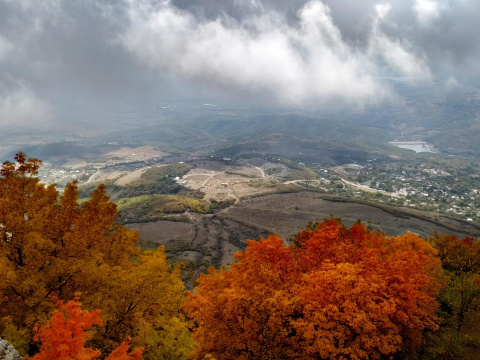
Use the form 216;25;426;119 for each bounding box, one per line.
0;83;52;129
0;0;480;129
121;0;389;106
368;3;431;79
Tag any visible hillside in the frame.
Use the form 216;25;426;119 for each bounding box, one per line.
129;191;480;288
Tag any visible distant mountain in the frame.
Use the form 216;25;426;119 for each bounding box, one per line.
8;142;109;162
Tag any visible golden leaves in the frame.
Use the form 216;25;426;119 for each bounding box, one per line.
0;154;191;359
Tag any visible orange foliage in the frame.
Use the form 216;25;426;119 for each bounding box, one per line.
105;338;143;360
185;219;445;360
31;294;102;360
31;294;143;360
0;153;191;359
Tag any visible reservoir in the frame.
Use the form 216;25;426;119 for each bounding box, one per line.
389;142;434;153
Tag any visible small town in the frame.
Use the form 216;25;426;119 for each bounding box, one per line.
317;158;480;222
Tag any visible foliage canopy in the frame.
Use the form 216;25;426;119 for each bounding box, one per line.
186;219;446;360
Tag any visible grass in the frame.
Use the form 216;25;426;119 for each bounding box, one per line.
117;194;210;221
225;170;257;178
283;168;318;181
135;163;194;184
248;179;278;188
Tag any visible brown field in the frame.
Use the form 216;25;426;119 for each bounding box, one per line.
103;145;164;162
128;221;192;242
127;191;478;288
227;193;472;239
182;159;312;203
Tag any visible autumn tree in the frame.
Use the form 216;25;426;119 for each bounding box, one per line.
422;233;480;358
31;293;143;360
431;233;480;332
185;219;445;360
0;153;192;359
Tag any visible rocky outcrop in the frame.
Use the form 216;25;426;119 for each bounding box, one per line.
0;339;21;360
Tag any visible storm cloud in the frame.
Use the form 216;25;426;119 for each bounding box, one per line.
0;0;479;127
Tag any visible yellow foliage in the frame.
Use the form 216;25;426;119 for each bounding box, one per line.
0;153;192;359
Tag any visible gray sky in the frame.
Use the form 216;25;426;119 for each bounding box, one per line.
0;0;479;129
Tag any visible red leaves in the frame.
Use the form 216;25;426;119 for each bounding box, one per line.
105;338;143;360
30;294;143;360
31;294;102;360
186;219;445;360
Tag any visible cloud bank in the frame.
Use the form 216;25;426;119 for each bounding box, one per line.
0;0;479;126
121;0;388;106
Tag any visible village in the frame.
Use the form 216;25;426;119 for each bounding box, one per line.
322;158;480;222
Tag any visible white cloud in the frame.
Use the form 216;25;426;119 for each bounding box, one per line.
413;0;441;26
120;0;388;107
375;3;391;20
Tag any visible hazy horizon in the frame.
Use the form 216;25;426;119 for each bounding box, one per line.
0;0;479;134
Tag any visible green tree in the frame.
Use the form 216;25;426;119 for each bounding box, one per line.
424;233;480;359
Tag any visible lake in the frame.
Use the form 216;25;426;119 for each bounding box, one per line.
389;142;434;153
